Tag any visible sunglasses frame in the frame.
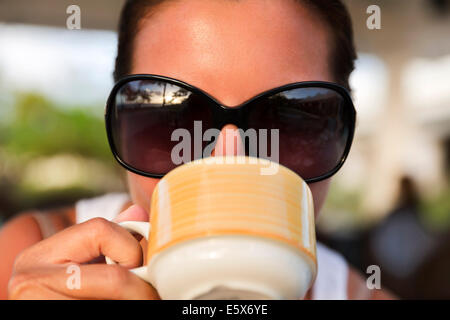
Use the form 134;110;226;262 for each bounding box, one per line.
105;74;356;183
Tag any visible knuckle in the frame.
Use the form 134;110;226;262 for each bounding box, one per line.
8;271;36;299
87;217;114;239
12;248;31;272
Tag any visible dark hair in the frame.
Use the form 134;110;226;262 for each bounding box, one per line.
113;0;357;90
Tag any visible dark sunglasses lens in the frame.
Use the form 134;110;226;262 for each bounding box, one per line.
109;79;213;175
246;87;353;180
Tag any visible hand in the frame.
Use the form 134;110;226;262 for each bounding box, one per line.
8;205;159;300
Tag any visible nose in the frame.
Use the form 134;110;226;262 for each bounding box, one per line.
211;124;245;157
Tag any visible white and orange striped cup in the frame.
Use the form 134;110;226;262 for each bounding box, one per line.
106;156;317;299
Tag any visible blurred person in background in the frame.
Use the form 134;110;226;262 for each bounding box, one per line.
364;176;449;298
0;0;395;299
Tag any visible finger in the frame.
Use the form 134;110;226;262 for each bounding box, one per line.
8;266;76;300
10;286;75;300
66;264;160;300
15;217;143;270
9;264;159;300
113;204;149;223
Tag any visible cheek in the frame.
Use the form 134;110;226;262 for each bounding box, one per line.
307;178;331;218
127;172;160;212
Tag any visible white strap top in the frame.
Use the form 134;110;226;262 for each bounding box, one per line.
75;193;348;300
313;242;348;300
75;192;131;224
32;211;58;239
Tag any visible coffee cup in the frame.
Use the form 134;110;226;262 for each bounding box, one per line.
106;156;317;299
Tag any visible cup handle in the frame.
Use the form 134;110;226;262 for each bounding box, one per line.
105;221;151;282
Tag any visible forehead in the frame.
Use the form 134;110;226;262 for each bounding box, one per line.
131;0;332;106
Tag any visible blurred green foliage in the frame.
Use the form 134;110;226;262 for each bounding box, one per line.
322;180;450;232
0;93;111;161
319;182;370;232
420;185;450;231
325;185;364;217
0;93;122;219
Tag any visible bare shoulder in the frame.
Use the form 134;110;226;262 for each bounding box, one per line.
0;211;43;245
347;265;397;300
0;206;76;258
0;206;76;299
0;211;43;299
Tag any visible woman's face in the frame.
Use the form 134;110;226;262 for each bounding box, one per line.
127;0;333;217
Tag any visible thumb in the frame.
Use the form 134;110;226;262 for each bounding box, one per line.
112;204;149;245
113;204;149;223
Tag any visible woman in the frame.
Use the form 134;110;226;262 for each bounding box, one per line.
0;0;394;299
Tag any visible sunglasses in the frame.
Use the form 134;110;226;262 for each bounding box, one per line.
105;74;356;183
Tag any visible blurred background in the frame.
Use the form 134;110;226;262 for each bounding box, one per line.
0;0;449;299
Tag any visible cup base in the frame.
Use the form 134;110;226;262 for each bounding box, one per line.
193;285;273;300
147;235;316;300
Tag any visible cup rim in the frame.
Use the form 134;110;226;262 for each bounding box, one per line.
160;155;304;183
